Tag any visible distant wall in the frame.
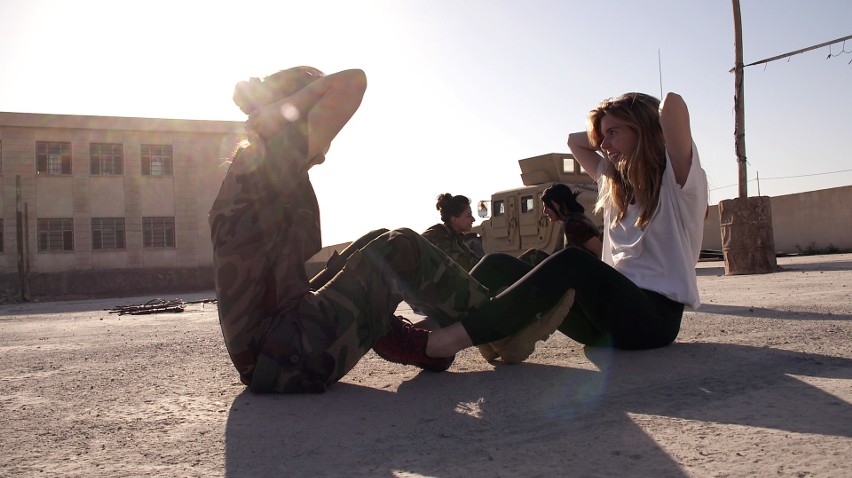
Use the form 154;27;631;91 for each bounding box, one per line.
1;266;214;303
305;186;852;278
702;185;852;254
8;186;848;302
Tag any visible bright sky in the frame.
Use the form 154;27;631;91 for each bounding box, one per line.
1;0;850;247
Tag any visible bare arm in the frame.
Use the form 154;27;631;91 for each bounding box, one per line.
567;131;602;180
583;236;603;259
249;69;368;161
659;92;693;186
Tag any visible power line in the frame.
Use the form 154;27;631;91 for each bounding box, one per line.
729;34;852;72
709;167;852;191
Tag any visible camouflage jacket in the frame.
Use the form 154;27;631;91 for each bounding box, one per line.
209;121;321;384
422;223;482;272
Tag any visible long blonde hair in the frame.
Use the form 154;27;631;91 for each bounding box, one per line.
588;92;666;229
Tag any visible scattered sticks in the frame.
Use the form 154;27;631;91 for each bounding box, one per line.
108;298;187;315
107;297;218;315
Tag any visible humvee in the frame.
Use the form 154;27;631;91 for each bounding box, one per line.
473;153;602;256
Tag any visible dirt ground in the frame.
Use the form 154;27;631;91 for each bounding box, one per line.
1;254;850;478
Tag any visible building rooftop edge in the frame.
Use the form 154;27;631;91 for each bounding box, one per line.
0;111;245;134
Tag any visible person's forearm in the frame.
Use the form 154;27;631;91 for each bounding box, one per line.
303;69;367;160
659;92;693;186
659;92;690;143
248;69;367;159
567;131;601;178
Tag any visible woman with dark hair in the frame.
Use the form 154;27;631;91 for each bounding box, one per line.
540;183;602;258
422;193;482;272
209;66;577;392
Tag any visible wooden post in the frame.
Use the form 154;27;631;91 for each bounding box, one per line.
23;203;30;299
16;175;29;300
721;1;777;275
733;0;748;199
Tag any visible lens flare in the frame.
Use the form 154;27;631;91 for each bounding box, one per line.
280;103;300;122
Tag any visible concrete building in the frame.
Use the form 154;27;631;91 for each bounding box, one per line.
0;112;244;301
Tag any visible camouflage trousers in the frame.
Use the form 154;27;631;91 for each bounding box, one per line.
229;227;490;394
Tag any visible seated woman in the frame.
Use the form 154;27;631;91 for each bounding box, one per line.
422;193;482;272
472;91;708;359
541;183;603;258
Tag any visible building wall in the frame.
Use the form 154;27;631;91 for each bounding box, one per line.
702;185;852;254
307;186;852;274
0;112;243;300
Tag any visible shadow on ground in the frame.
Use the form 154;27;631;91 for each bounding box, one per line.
694;303;851;321
224;342;852;477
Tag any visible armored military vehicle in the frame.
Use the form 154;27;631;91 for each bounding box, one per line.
474;152;601;256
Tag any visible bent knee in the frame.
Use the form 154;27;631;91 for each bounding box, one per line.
390;227;417;237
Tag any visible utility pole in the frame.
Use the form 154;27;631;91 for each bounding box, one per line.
732;0;747;199
720;0;777;275
723;2;848;275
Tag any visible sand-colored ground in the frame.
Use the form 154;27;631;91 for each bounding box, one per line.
1;254;850;477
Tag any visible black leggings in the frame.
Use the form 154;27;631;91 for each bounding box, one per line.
464;247;684;349
312;230;590;346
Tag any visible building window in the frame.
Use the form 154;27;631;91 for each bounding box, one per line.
0;218;4;253
92;218;126;250
36;142;72;175
143;217;175;248
141;144;173;176
37;218;74;252
91;143;124;175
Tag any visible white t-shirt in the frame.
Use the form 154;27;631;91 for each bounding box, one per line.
597;143;708;309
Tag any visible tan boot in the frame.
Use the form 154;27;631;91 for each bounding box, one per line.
477;344;500;361
490;289;575;364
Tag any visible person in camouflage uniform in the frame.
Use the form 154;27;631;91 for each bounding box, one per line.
422;193;548;274
420;192;550;361
210;67;578;393
422;193;481;272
